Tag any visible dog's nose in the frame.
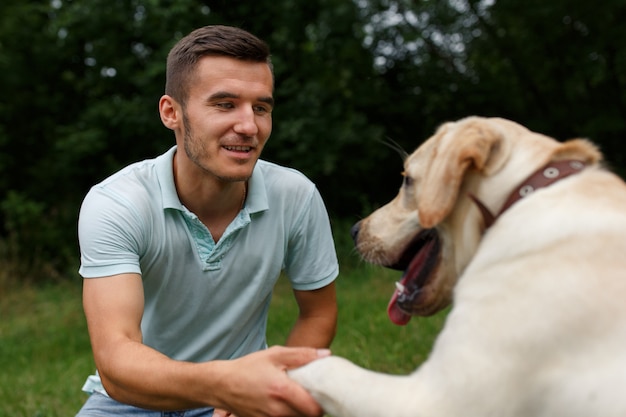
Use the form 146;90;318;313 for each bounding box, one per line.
350;221;361;243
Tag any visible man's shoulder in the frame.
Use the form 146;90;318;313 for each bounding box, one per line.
97;157;159;190
256;160;314;189
83;153;167;213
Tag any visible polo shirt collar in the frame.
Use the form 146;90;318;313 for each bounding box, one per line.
245;162;269;214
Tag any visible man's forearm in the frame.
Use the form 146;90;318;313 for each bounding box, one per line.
285;314;337;348
288;283;338;348
100;345;328;417
96;340;228;411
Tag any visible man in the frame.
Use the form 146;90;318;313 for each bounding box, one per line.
76;25;338;417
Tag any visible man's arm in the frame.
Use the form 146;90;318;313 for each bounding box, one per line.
83;273;327;416
286;282;338;348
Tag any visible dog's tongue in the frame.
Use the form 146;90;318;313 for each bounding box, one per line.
387;274;412;325
386;234;439;326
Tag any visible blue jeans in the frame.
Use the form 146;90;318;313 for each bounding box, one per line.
76;392;215;417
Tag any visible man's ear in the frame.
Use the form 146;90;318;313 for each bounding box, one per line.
159;95;182;130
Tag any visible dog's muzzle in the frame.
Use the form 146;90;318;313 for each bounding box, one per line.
352;222;442;325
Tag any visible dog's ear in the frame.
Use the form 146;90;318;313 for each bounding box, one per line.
417;119;509;228
553;138;603;164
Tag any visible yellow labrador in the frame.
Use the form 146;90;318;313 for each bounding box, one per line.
289;116;626;417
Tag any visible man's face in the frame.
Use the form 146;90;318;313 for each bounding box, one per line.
178;55;274;183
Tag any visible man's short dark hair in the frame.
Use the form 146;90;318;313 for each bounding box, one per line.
165;25;272;106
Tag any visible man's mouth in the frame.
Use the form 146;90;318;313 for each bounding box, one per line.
386;229;441;325
223;145;252;152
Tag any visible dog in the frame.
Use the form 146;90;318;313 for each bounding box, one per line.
289;116;626;417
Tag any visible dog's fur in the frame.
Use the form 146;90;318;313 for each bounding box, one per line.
289;117;626;417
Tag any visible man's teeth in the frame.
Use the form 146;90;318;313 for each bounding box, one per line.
395;281;406;293
225;146;251;151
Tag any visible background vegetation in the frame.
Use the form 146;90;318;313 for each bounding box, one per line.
0;0;625;281
1;0;624;414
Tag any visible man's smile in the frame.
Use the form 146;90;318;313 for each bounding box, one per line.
223;145;253;152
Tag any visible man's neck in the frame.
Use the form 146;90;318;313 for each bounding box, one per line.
173;155;247;241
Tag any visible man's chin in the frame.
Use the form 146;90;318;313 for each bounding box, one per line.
215;168;254;183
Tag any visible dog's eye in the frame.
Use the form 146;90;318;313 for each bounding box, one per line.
401;171;413;187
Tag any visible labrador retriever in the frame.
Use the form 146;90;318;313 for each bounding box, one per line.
289;116;626;417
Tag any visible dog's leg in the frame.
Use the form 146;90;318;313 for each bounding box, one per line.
289;356;433;417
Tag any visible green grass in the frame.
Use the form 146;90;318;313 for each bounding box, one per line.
0;279;93;417
268;265;447;374
0;262;447;416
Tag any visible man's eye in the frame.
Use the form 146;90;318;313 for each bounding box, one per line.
216;102;235;109
253;105;271;114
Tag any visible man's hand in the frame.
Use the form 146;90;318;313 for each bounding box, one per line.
215;346;331;417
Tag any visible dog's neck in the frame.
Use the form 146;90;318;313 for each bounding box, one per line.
469;159;588;230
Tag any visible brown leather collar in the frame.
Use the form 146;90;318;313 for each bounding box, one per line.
469;159;588;229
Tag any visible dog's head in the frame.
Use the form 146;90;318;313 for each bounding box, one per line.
353;116;602;325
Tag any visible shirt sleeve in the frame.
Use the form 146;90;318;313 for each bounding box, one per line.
284;186;339;291
77;186;144;278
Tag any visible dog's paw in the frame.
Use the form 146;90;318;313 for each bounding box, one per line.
288;355;340;389
289;356;358;417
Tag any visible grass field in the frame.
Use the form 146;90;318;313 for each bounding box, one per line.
0;260;447;416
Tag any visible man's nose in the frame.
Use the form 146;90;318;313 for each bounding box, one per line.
233;107;259;136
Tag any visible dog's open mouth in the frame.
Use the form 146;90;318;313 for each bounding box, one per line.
387;229;441;325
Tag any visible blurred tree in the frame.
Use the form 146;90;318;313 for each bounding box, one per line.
359;0;626;169
0;0;624;279
465;0;626;171
0;0;390;278
0;0;211;275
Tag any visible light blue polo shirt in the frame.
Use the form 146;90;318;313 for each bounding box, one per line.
78;146;338;394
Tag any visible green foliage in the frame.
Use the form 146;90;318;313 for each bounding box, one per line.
1;0;625;277
0;191;72;279
0;192;45;263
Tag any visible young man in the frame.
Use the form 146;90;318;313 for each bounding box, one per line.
76;25;338;417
